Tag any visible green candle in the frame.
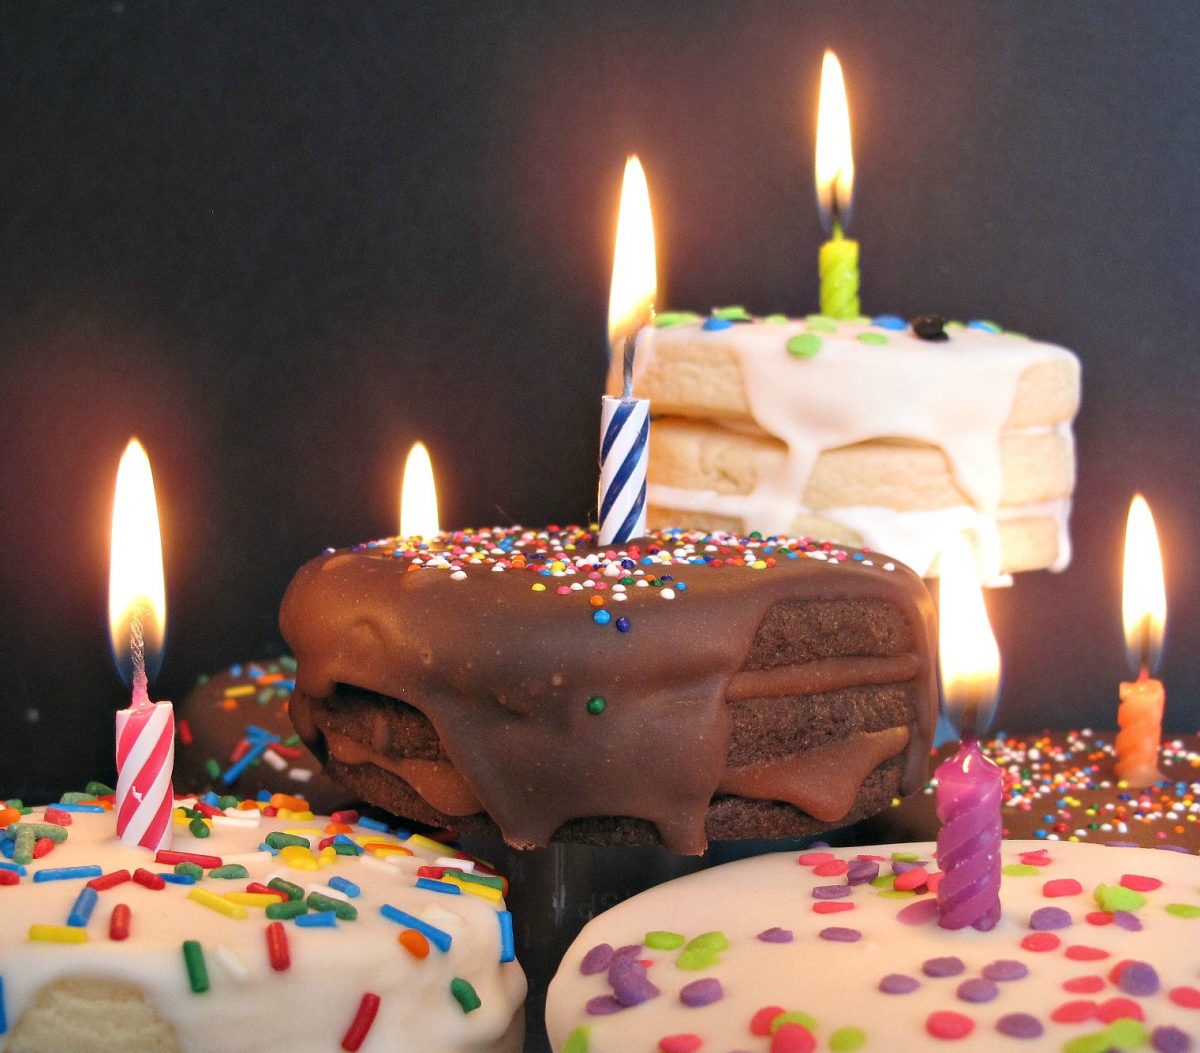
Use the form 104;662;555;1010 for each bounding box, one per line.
819;222;859;319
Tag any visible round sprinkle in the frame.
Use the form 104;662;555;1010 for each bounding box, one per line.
1121;874;1163;892
812;884;851;900
819;926;861;942
449;977;481;1014
797;852;835;866
995;1013;1044;1040
751;1006;786;1035
857;331;888;346
1169;985;1200;1008
1097;997;1144;1023
1021;932;1061;952
1118;961;1160;997
770;1023;817;1053
1113;910;1143;931
580;943;614;975
1166;903;1200;918
871;313;907;330
585;995;624;1016
982;959;1028;982
879;974;920;994
1030;906;1072;930
658;1036;702;1053
829;1026;868;1052
770;1011;817;1032
786;333;823;358
645;931;684;950
1064;976;1106;994
757;927;794;943
925;1010;974;1040
956;978;998;1003
679;978;723;1007
615;617;631;633
1051;1000;1098;1023
609;956;659;1006
592;609;612;626
1151;1025;1193;1053
1044;878;1084;897
586;696;606;715
912;314;948;341
1065;944;1110;961
922;956;966;978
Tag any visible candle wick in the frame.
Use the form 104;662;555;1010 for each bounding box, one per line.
1139;616;1152;679
622;336;636;401
130;606;150;707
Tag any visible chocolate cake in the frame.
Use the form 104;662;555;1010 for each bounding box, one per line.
279;527;938;854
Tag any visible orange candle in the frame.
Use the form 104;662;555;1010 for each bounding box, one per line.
1114;495;1166;787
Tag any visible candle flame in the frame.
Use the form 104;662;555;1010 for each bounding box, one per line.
108;438;166;686
400;441;440;540
1122;494;1165;675
608;155;657;354
815;50;855;233
938;534;1001;740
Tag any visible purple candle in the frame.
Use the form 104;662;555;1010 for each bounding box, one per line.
934;537;1003;931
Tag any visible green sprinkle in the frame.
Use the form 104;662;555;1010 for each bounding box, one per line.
266;832;311;850
279;655;298;672
786;333;822;358
456;871;505;891
333;842;361;856
654;311;702;328
5;800;24;810
218;795;239;810
712;305;751;321
265;900;309;921
870;875;895;889
857;332;888;345
84;781;114;797
257;689;273;705
676;947;718;971
644;930;685;950
307;891;357;920
764;313;789;323
830;1027;868;1052
878;889;916;899
273;687;290;700
450;976;481;1013
182;940;209;994
204;759;221;780
852;316;871;324
188;818;210;839
181;807;203;820
13;826;35;865
283;734;302;747
619;576;636;586
58;792;92;805
21;822;68;843
563;1026;591;1053
1094;884;1145;912
1001;864;1041;877
684;931;729;952
891;851;920;861
210;864;249;880
945;320;965;331
268;877;306;902
1063;1032;1112;1053
806;319;837;334
1166;903;1200;918
771;1011;818;1033
1102;1019;1148;1048
805;314;835;324
586;696;606;715
174;862;204;880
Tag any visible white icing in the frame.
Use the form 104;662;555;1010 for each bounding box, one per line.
547;840;1200;1052
639;318;1079;579
0;801;525;1052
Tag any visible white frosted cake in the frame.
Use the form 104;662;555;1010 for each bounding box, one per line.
611;311;1081;580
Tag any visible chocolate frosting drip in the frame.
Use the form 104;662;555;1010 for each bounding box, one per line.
280;531;937;853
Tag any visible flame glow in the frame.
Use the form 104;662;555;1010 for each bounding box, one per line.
108;439;166;684
400;441;440;540
938;534;1001;739
1122;494;1166;675
607;155;657;352
815;50;855;231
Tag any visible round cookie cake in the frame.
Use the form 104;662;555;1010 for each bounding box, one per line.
612;310;1081;581
279;526;938;855
547;839;1200;1052
0;787;525;1053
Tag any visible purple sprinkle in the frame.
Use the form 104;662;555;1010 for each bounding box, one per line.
585;995;626;1016
847;860;880;885
1156;844;1192;854
922;956;966;978
1152;1025;1194;1053
1104;841;1139;848
1029;906;1072;931
757;927;794;943
819;926;861;942
809;840;830;849
879;973;920;994
812;884;852;900
608;955;660;1007
679;978;723;1007
1114;910;1143;932
995;1013;1044;1040
957;977;999;1003
896;898;939;926
982;959;1028;982
1118;960;1160;997
581;943;613;975
613;943;642;959
891;859;929;875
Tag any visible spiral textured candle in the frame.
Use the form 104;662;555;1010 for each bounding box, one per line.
818;227;860;320
1115;675;1165;786
598;366;649;545
935;739;1002;931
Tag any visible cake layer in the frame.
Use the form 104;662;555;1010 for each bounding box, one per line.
547;839;1200;1053
280;528;938;854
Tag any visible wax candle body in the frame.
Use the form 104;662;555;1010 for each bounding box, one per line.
935;739;1002;931
818;229;860;320
598;394;649;545
1115;676;1165;787
115;699;175;851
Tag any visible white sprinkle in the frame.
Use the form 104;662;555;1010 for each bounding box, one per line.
570;582;583;591
862;560;874;567
612;593;628;602
451;570;467;581
288;768;314;783
262;749;287;771
437;856;474;873
612;584;626;592
212;944;249;982
582;579;596;588
883;562;896;571
660;588;675;600
491;564;505;572
605;564;622;577
212;814;261;830
308;883;351;903
635;579;649;588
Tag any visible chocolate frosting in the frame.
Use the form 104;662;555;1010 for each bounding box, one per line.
280;528;937;853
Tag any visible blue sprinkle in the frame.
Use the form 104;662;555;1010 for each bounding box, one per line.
702;317;733;331
295;910;337;928
256;789;272;802
615;617;631;633
853;553;864;560
51;803;105;814
159;872;197;885
328;876;361;899
229;664;243;677
278;680;296;691
379;905;452;951
244;725;281;743
0;975;7;1036
201;791;221;807
675;582;687;591
640;556;654;565
356;816;389;834
0;839;14;860
393;829;412;841
1035;830;1048;839
34;866;103;883
332;834;364;855
871;314;907;330
0;862;26;876
67;886;99;927
222;740;269;785
257;843;280;856
247;664;265;678
592;609;612;626
415;878;461;896
620;559;635;569
967;319;1001;333
498;910;515;963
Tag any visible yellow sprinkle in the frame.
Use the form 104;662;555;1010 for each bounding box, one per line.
318;846;337;867
188;886;248;919
445;875;502;903
531;583;546;592
752;560;767;570
405;833;451;854
363;844;413;857
277;809;315;821
223;685;256;698
279;845;319;871
223;892;281;907
29;924;88;943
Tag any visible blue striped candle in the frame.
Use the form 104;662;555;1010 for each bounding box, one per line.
599;333;649;545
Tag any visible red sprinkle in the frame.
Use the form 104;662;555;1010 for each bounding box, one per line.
797;852;835;867
109;903;131;941
87;869;132;892
812;901;855;915
192;802;223;819
0;870;18;886
1063;976;1106;994
230;738;252;764
926;1011;974;1040
1085;911;1114;926
1065;945;1110;962
1097;997;1143;1023
1169;986;1200;1009
133;868;166;890
43;807;72;827
341;992;381;1052
1021;932;1061;952
246;882;286;901
32;837;54;859
1043;878;1083;897
770;1023;816;1053
894;868;929;892
177;719;194;746
659;1036;702;1053
155;850;222;870
1120;874;1163;892
266;921;290;971
750;1006;785;1036
1107;959;1134;984
926;871;944;894
1051;1000;1097;1024
1020;849;1052;866
812;860;849;877
417;866;448;879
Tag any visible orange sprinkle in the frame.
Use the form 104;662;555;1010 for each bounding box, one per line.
269;793;308;812
0;807;20;828
256;673;286;685
398;929;430;959
589;595;605;608
324;822;353;835
220;699;238;711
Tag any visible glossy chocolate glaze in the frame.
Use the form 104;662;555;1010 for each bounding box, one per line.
281;529;937;853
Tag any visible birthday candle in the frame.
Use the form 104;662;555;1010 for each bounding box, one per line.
815;51;860;319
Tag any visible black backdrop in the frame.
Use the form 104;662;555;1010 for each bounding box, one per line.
2;1;1198;794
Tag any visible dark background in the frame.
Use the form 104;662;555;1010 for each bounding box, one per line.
1;1;1198;795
